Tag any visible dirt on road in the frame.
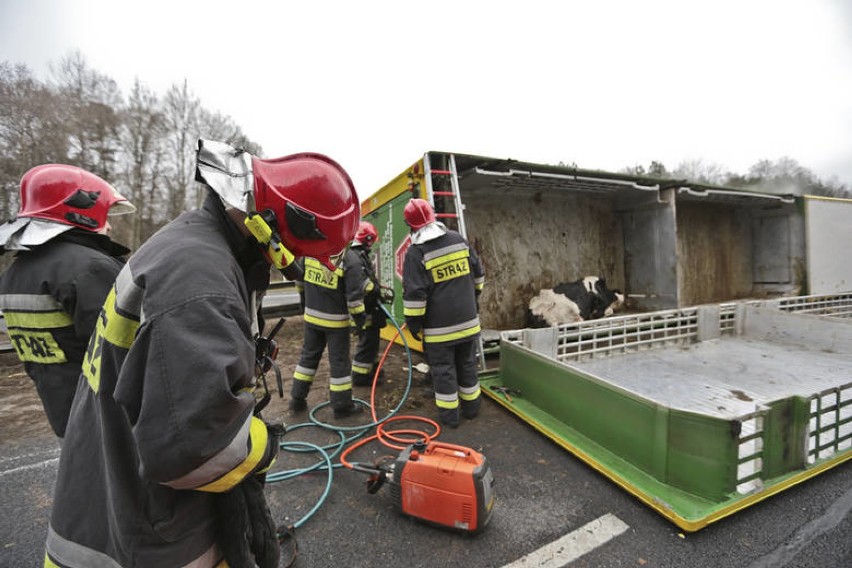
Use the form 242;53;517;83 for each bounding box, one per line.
0;316;435;448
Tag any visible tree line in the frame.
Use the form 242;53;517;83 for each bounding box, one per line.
3;52;850;265
0;52;262;258
620;157;851;198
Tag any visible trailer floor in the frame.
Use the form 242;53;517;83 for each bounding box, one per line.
570;336;852;419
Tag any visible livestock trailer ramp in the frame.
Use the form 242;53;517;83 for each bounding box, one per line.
480;293;852;531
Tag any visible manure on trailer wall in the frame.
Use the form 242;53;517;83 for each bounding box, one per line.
461;186;625;329
676;201;755;305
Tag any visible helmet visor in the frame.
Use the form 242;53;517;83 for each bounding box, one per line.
107;189;136;216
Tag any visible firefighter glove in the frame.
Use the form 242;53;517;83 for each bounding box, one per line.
407;318;423;342
214;476;280;568
255;421;285;479
352;312;367;333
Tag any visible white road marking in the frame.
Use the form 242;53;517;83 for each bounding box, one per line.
502;513;630;568
0;457;59;478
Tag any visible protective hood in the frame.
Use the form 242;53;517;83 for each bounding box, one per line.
0;217;74;251
411;221;447;245
195;139;254;212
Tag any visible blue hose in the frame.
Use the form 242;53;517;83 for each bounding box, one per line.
265;303;413;528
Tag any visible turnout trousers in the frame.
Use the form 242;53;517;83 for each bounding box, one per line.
291;324;353;411
352;323;381;386
423;339;481;427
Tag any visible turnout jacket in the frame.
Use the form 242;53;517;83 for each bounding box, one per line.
46;194;274;568
296;250;370;329
403;226;485;345
0;231;128;437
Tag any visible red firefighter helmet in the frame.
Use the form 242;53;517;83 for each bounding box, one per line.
17;164;134;232
403;198;436;231
354;221;378;247
251;153;360;269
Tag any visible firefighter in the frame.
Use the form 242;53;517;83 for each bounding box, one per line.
402;198;485;428
290;236;372;416
0;164;135;438
349;221;387;387
44;139;360;568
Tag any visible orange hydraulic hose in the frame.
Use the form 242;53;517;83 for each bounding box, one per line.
339;323;440;470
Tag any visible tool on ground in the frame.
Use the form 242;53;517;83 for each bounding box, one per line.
489;385;521;403
352;440;494;534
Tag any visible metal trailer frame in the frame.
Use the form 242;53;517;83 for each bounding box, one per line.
361;151;820;335
481;293;852;531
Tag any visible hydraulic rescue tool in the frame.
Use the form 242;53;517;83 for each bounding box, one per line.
358;440;495;534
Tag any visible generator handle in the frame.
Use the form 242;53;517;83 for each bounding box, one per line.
422;441;479;463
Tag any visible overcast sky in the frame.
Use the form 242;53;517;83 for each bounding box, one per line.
2;0;852;199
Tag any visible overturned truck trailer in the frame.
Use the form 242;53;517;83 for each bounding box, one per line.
362;152;852;530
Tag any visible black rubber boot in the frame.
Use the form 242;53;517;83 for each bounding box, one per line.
438;408;460;429
369;365;385;385
461;397;481;420
288;397;307;413
352;372;371;387
333;401;363;418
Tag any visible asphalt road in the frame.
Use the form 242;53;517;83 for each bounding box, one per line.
1;388;850;568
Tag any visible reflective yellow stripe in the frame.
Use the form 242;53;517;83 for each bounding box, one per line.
431;258;470;283
352;363;371;374
404;307;426;317
349;305;365;314
102;289;139;349
424;324;481;343
7;330;67;364
423;249;468;270
329;383;352;392
306;257;343;276
460;387;481;401
196;417;268;493
44;553;60;568
304;314;350;328
294;371;313;383
436;398;459;409
256;457;276;474
83;288;140;392
4;310;72;329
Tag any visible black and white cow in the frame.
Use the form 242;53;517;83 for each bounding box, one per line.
526;276;624;328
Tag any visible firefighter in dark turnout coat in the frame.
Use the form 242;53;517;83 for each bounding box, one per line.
350;221;386;387
44;139;360;568
0;164;134;437
402;198;485;428
290;242;372;415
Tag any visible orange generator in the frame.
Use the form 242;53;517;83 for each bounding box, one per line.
386;440;495;533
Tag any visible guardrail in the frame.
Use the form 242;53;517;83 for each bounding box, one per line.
0;280;301;355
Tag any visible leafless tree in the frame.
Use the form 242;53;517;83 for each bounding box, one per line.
118;79;167;248
672;158;727;185
0;62;69;219
49;52;124;181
